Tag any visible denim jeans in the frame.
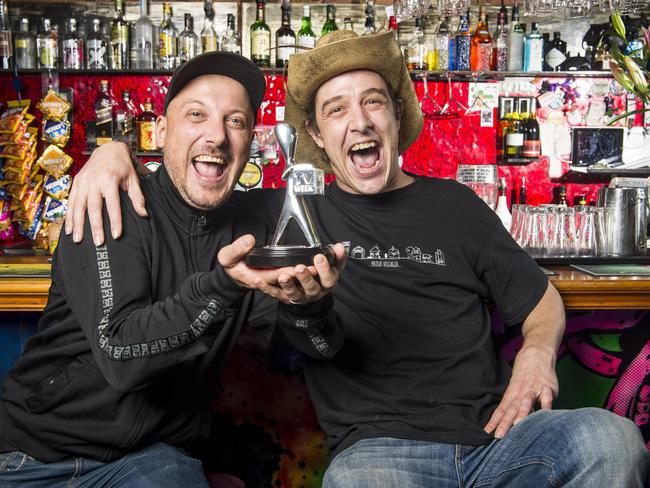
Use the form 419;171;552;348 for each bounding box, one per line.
324;408;650;488
0;442;209;487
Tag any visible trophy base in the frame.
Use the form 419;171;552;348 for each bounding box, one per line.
245;245;335;268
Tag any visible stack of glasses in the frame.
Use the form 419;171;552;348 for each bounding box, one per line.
511;204;606;258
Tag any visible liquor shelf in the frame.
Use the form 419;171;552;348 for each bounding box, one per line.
1;256;648;311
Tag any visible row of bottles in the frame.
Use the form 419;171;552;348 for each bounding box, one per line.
94;80;158;153
497;111;541;162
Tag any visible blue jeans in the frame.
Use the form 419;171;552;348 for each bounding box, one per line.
324;408;650;488
0;442;209;487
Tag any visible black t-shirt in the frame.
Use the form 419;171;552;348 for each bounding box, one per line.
236;176;548;455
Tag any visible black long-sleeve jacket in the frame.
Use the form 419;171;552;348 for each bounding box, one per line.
0;165;331;463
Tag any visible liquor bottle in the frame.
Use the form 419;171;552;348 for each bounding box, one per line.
0;1;12;69
544;32;566;72
275;0;296;68
344;17;354;32
504;112;523;160
137;97;158;152
498;0;508;27
448;17;457;71
388;15;398;40
95;80;115;145
434;16;451;71
455;12;471;71
495;178;512;230
322;5;338;36
363;0;375;36
470;7;492;72
115;90;137;149
491;9;508;71
522;112;541;157
14;18;36;70
519;176;527;204
179;14;198;63
507;3;524;71
407;17;427;71
110;0;129;70
523;22;543;72
250;0;271;68
133;0;154;69
554;185;568;206
562;51;591;71
63;19;83;69
159;3;179;70
87;19;108;70
37;18;58;69
201;2;219;53
221;14;241;54
297;5;316;50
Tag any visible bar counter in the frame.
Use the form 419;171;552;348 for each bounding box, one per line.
0;256;648;311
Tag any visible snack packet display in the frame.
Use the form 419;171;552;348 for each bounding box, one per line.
36;145;73;178
36;89;71;121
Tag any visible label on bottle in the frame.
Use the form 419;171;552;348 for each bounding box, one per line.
202;35;218;53
522;140;541;157
39;39;58;68
277;34;295;64
63;40;82;69
505;133;524;147
15;39;27;49
298;34;315;49
87;40;107;69
237;160;263;190
251;30;270;59
180;38;196;62
137;121;157;151
159;32;177;58
0;30;11;57
524;39;543;72
545;48;566;70
96;106;112;126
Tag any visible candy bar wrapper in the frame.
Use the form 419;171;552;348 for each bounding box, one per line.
36;90;71;121
7;183;28;201
42;119;71;148
0;100;31;134
0;200;13;240
43;197;67;223
15;191;43;224
1;142;29;161
44;174;71;200
48;221;62;254
19;197;45;240
34;223;50;250
4;166;31;185
36;145;73;178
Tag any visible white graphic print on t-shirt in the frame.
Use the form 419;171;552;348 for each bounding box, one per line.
342;241;446;268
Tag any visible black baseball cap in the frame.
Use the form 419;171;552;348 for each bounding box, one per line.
164;51;266;113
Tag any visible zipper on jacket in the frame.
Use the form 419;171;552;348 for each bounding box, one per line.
190;212;207;270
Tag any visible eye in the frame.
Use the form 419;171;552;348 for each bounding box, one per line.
186;109;205;120
328;106;343;116
226;116;246;129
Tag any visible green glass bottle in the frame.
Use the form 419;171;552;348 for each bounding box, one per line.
297;5;315;50
250;0;271;68
321;5;338;36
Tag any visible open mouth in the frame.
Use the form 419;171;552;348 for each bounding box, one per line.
192;155;227;180
348;141;381;173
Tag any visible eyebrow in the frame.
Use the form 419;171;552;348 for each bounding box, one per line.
320;87;390;112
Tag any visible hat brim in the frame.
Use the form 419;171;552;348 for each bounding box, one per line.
164;51;266;113
285;31;423;171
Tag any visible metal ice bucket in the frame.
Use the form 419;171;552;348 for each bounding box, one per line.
597;187;648;256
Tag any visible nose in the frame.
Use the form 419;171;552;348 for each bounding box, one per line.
204;116;228;147
349;104;373;133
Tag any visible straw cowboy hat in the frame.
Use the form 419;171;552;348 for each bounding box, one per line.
284;30;423;171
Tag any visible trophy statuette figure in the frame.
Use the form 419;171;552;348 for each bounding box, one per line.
245;123;335;268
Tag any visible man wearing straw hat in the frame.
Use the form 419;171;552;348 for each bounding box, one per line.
66;31;648;487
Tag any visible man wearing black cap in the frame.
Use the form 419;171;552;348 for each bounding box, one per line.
0;52;344;487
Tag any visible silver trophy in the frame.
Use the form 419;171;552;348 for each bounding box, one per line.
246;123;334;268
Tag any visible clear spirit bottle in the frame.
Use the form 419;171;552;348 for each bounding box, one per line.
491;8;508;71
63;18;83;69
201;3;219;53
0;1;12;69
523;22;543;72
179;13;198;63
87;18;107;70
221;14;241;54
507;4;524;71
37;18;58;69
434;16;451;71
455;12;471;71
159;2;178;70
133;0;154;69
407;16;427;71
14;18;36;69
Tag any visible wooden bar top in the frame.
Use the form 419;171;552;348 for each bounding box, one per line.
0;257;649;311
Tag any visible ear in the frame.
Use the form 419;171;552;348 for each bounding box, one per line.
395;98;404;131
305;119;325;149
155;115;167;148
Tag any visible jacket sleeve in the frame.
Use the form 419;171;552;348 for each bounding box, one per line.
275;295;344;360
53;200;248;393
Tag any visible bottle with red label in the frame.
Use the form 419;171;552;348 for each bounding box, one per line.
521;112;541;158
137;98;158;152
